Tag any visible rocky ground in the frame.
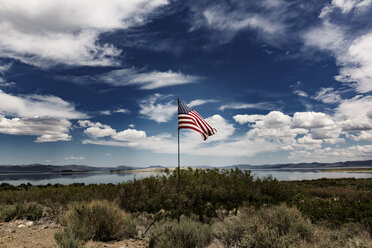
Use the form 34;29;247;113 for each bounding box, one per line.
0;220;148;248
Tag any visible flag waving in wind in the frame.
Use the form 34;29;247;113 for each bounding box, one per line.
178;100;217;140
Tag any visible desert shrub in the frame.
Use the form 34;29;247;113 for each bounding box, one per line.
148;218;213;248
213;205;314;248
14;202;43;220
312;223;372;248
56;200;136;244
0;202;43;221
0;205;16;222
54;230;84;248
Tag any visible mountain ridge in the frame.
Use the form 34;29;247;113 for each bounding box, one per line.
0;160;371;173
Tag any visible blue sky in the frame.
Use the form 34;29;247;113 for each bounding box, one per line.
0;0;372;167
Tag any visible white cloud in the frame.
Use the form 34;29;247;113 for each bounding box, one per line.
79;119;145;142
100;68;200;90
196;1;288;44
335;33;372;93
99;108;130;116
0;115;71;142
303;22;345;52
78;120;115;138
304;5;372;93
352;130;372;141
115;108;130;114
139;94;176;123
203;115;234;141
320;0;372;16
64;156;86;160
297;134;323;145
0;81;16;88
314;87;342;103
79;115;275;157
233;114;265;124
0;0;168;67
138;94;216;123
293;90;308;98
0;63;12;74
292;112;334;129
288;144;372;162
188;99;217;108
219;102;270;111
0;89;87;119
113;129;146;141
334;95;372;130
203;8;284;35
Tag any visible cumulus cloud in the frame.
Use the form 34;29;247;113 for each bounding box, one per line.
233;110;348;152
79;115;276;157
292;112;334;129
0;89;87;119
233;114;265;124
0;115;71;142
99;68;200;89
0;0;168;67
79;120;145;143
334;95;372;130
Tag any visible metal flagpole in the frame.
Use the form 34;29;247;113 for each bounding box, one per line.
177;98;181;223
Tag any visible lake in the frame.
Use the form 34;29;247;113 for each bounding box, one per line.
0;169;371;186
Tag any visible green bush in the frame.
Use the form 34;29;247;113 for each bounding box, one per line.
55;200;136;246
148;218;213;248
0;202;43;221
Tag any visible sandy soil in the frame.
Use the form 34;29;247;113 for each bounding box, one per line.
0;220;147;248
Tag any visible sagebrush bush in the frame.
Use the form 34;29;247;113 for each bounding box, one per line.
55;200;136;247
213;205;314;248
54;230;84;248
148;218;213;248
0;202;43;221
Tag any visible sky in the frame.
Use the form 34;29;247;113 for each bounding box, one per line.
0;0;372;167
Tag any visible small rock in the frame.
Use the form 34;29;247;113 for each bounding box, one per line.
17;224;26;228
10;227;16;233
26;221;34;227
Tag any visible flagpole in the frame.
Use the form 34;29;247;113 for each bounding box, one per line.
177;98;181;223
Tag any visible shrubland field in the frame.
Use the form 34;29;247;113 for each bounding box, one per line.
0;168;371;247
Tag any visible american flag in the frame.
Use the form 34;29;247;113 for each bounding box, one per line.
178;100;217;140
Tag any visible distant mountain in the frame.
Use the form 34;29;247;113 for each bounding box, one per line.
1;160;371;173
0;164;140;173
227;160;372;170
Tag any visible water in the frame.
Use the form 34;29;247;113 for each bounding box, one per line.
0;169;371;186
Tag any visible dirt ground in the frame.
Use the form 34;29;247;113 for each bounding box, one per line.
0;220;148;248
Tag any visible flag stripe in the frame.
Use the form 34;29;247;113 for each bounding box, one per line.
178;100;216;140
192;111;216;135
188;111;209;134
